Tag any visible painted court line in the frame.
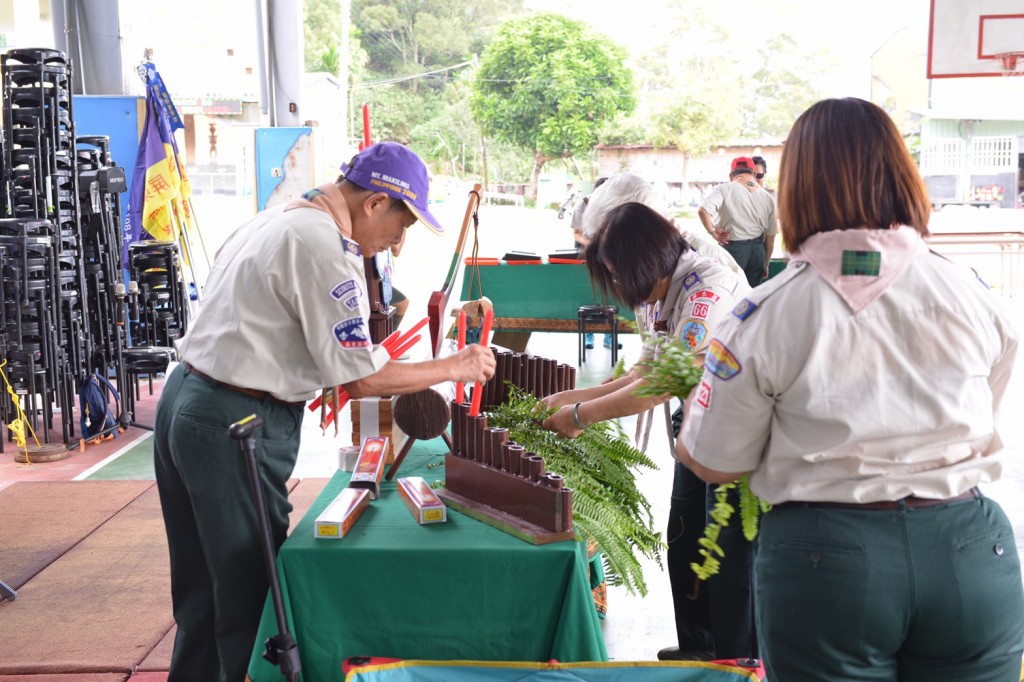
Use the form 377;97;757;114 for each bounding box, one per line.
73;431;154;480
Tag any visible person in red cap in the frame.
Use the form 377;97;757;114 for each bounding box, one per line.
154;141;496;681
698;157;777;287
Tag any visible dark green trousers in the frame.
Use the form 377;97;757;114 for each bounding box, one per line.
154;364;303;682
723;237;766;288
756;495;1024;681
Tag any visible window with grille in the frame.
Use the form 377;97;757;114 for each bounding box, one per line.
920;138;965;174
970;136;1017;173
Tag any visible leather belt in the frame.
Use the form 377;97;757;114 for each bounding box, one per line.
774;487;981;511
183;363;305;408
730;236;765;244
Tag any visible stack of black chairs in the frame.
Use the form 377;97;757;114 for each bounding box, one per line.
0;47;164;448
127;241;188;348
1;48;88;445
76;135;128;392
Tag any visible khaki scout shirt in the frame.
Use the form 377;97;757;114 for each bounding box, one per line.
699;181;777;241
637;249;751;365
682;226;1018;504
177;197;390;403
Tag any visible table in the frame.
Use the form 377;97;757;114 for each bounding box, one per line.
460;262;636;333
247;439;607;681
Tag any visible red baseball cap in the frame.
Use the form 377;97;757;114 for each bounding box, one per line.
730;157;757;175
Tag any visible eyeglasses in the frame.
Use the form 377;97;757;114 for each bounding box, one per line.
756;173;765;179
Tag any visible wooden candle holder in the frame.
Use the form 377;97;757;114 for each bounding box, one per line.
437;401;575;545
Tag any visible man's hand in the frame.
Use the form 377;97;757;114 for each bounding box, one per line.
542;404;584;439
450;344;496;385
711;226;730;245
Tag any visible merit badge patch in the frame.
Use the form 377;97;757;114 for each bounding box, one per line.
330;278;361;301
841;250;881;276
333;317;372;349
691;302;711;320
339;236;362;259
732;299;758;321
706;339;741;380
680;320;707;350
683;271;702;291
689;290;720;304
695;379;712;410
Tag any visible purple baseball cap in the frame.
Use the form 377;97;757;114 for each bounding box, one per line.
340;141;445;234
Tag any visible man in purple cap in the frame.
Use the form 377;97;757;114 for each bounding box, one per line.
154;141;495;681
698;156;778;287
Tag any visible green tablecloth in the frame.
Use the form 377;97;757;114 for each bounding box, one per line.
247;438;607;681
461;263;635;326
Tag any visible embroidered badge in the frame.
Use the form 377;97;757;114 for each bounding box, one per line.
706;339;741;380
342;295;361;311
732;299;758;320
680;320;707;350
683;271;702;291
695;379;712;410
333;317;372;348
689;290;720;304
339;236;362;258
301;187;325;201
691;302;711;320
330;279;361;301
841;250;881;276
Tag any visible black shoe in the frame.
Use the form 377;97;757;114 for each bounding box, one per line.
584;342;594;349
657;646;715;662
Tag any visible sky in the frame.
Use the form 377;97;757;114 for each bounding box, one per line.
527;0;932;99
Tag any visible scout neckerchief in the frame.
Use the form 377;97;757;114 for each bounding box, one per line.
789;225;927;314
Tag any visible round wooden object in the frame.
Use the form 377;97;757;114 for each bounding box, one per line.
393;388;452;440
13;443;70;463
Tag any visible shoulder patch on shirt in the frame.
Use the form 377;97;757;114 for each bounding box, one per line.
695;379;712;410
706;339;741;380
683;271;702;291
342;295;361;310
691;301;711;319
339;235;362;259
330;278;362;301
732;298;758;320
689;290;721;304
301;187;325;202
680;320;707;350
333;317;372;348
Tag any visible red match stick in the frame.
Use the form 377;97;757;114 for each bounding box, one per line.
455;309;467;402
468;307;494;417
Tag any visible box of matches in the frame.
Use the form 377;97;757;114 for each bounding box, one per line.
397;476;447;524
348;436;389;499
314;487;372;539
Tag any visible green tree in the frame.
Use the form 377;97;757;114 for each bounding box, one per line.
471;13;636;200
355;0;520;82
304;0;343;73
742;34;829;138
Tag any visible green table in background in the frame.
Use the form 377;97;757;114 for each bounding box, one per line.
247;439;607;682
460;262;635;333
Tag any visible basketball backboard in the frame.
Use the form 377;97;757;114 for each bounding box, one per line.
928;0;1024;77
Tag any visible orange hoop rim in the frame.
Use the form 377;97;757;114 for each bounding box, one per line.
993;51;1024;76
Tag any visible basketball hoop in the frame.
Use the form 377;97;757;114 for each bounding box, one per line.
994;52;1024;77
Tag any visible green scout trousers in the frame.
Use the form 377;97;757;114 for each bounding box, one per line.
755;494;1024;681
154;364;304;682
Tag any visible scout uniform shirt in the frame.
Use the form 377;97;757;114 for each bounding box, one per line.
177;188;390;404
681;226;1018;505
699;181;777;241
637;248;751;365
